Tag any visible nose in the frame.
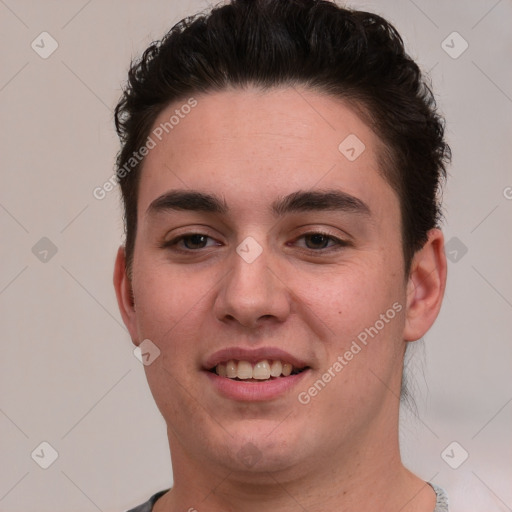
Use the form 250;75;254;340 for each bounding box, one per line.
213;241;291;331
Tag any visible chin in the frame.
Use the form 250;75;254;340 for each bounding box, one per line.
216;423;308;474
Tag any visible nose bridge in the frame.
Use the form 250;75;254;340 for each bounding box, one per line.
214;236;290;328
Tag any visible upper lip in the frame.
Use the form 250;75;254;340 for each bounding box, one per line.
203;347;310;370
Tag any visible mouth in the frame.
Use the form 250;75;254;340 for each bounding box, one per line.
208;359;310;382
203;347;312;401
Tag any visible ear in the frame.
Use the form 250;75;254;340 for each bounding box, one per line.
403;229;447;342
113;246;139;346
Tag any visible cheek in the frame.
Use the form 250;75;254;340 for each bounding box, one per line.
130;257;229;381
131;258;203;342
299;258;405;341
132;262;211;414
300;267;406;428
300;256;407;400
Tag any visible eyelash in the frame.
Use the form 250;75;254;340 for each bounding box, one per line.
160;231;349;254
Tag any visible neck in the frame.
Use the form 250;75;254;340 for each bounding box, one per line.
155;427;436;512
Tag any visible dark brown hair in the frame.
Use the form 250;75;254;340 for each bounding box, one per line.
114;0;451;276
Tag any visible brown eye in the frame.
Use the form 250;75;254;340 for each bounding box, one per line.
293;232;348;252
180;234;209;250
161;233;220;252
304;233;332;250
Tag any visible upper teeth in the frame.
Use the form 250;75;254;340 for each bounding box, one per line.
215;360;294;380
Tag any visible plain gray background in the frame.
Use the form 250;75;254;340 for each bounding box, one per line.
1;1;511;511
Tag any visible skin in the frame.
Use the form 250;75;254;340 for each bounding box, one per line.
114;87;447;512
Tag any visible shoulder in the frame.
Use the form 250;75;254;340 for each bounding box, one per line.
124;489;170;512
429;483;449;512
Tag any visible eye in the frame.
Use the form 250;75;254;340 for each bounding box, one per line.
161;231;349;254
161;233;220;251
292;231;348;252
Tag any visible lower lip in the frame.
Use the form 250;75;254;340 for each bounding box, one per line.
204;370;310;401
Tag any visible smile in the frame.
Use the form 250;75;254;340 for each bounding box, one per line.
203;347;312;401
211;359;308;381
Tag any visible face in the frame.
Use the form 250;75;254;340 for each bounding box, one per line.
114;87;445;482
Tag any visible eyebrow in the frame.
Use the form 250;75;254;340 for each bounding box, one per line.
146;188;371;218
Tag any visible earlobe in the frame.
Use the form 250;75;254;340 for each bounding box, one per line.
403;229;447;342
113;246;139;345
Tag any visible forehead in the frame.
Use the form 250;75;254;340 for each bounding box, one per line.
137;87;398;223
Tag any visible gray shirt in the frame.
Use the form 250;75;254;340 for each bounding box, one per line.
125;483;449;511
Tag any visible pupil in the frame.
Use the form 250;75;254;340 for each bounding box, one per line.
306;234;328;249
185;234;207;249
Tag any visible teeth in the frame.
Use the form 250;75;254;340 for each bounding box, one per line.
282;362;292;376
270;360;282;377
216;364;227;377
253;360;271;380
214;359;302;380
237;361;253;380
226;360;237;378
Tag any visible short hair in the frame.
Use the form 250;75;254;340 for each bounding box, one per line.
114;0;451;277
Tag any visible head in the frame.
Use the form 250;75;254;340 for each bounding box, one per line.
113;0;449;481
